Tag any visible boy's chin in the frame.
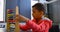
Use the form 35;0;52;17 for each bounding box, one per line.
34;17;42;19
34;17;38;19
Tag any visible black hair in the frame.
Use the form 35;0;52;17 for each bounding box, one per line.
32;3;45;14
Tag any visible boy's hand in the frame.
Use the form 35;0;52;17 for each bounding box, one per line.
15;6;30;22
15;6;20;21
15;15;20;21
19;15;30;22
15;14;30;22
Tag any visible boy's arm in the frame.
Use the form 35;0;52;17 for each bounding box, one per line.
26;20;52;31
15;6;31;31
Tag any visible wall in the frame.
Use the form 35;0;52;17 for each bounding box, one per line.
6;0;31;20
48;0;60;24
18;0;31;19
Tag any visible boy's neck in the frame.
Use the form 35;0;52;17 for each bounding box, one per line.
36;18;42;22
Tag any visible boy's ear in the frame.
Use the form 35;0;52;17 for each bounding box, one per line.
40;11;44;15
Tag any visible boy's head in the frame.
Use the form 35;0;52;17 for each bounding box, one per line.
32;3;45;19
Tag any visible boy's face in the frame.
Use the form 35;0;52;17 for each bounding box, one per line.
32;7;44;19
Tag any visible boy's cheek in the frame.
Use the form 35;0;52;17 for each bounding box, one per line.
32;13;40;18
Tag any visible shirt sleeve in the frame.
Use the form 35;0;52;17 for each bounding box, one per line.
26;20;52;31
19;23;30;31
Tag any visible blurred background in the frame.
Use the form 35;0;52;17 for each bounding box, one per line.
0;0;60;32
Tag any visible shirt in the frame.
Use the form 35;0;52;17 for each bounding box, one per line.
19;17;52;32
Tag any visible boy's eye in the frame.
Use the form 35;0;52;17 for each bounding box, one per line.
33;10;35;13
33;11;35;13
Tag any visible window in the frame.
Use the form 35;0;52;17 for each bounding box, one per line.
0;0;6;22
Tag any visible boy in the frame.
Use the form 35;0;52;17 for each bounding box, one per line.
16;3;52;32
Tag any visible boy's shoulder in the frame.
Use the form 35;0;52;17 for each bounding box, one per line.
42;17;52;22
42;17;52;28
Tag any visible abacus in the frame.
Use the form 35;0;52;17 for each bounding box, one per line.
7;6;20;32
